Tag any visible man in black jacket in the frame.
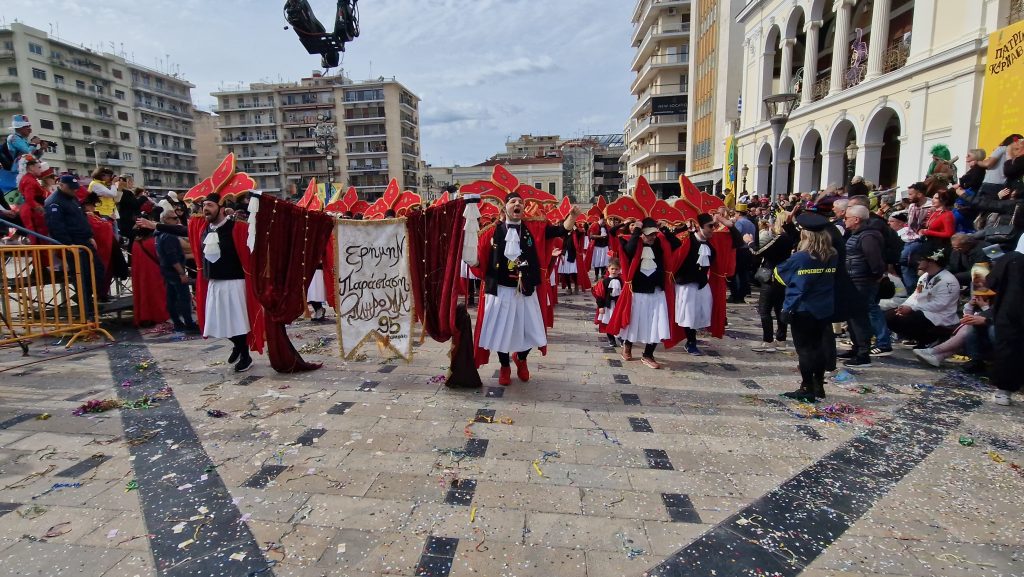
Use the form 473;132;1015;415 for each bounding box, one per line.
840;205;885;367
948;234;989;292
45;175;103;311
987;248;1024;406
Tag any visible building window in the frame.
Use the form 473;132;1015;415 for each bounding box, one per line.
120;131;130;141
115;90;125;100
39;119;54;129
117;111;129;121
54;74;64;85
534;182;542;189
112;69;123;79
121;152;132;161
35;93;50;105
85;148;95;158
6;67;15;76
79;103;88;112
82;126;91;135
57;98;68;108
548;182;556;196
60;122;71;131
65;145;76;156
75;80;86;90
28;43;43;55
31;68;46;80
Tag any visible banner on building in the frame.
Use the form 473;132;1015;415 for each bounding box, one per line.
723;136;736;193
979;19;1024;149
334;219;414;361
652;95;687;116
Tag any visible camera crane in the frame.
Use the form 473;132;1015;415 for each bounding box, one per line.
283;0;360;69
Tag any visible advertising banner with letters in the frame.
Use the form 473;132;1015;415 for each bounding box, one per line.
334;219;414;361
980;19;1024;149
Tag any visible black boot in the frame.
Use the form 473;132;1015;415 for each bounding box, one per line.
813;378;826;400
783;385;816;402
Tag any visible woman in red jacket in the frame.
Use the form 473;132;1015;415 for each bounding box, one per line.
920;191;955;254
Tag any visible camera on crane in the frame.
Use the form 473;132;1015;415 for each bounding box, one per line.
283;0;360;69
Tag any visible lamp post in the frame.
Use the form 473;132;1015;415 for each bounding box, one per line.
88;140;99;170
313;113;337;200
763;93;799;201
741;164;749;195
845;142;859;187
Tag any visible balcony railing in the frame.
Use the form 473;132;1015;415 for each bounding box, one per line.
139;142;196;155
131;79;192;102
138;121;195;137
213;101;275;111
135;101;192;118
633;170;680;183
0;49;15;58
882;43;910;74
0;101;20;111
219;134;277;143
811;76;830;102
627;113;688;139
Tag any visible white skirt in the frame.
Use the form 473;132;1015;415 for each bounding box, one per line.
620;289;671;344
307;269;326;303
460;260;478;280
558;258;578;274
599;300;616;324
477;285;547;354
591;246;610;268
204;279;251;339
675;283;712;329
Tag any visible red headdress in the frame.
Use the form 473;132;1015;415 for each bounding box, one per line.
604;176;686;224
183;153;257;205
296;178;325;211
362;179;423;219
459;165;558;218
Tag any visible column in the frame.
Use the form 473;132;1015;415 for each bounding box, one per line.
780;38;796;94
829;0;854;95
761;49;777;120
801;21;822;105
865;0;891;80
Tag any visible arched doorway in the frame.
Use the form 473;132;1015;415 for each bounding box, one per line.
776;137;796;196
761;26;782;120
756;142;773;197
826;119;857;188
785;7;808;96
797;129;824;193
863;106;902;188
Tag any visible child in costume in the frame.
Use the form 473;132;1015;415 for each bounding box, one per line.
593;259;623;347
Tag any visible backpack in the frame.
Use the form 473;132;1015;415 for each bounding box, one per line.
0;139;14;171
880;219;904;265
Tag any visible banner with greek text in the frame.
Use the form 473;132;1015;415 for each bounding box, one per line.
980;19;1024;150
334;219;414;361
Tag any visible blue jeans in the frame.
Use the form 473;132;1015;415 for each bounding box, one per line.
901;241;923;292
866;284;891;349
164;278;196;329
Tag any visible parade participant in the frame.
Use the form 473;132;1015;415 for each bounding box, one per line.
593;258;623;347
607;218;682;369
557;223;581;294
674;213;716;355
156;209;199;333
307;258;328;321
82;193;115;301
589;216;612;280
128;211;170;327
17;156;48;241
472;193;579;385
708;208;741;338
986;245;1024;406
776;212;839;402
199;193;254;372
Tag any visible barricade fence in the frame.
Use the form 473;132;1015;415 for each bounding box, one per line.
1;243;114;352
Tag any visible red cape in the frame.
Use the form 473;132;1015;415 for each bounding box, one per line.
18;178;49;238
570;230;593;291
708;227;736;338
188;216;265;354
470;220;557;367
604;232;683;349
87;213;115;274
130;236;170;326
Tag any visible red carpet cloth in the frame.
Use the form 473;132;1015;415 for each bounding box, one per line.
252;195;334;373
130;236;170;326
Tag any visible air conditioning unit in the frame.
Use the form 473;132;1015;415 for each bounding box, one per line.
667;8;677;15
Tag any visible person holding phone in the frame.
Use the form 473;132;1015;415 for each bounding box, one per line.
87;167;122;219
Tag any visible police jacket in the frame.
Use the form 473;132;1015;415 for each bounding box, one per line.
775;251;838;320
44;191;93;245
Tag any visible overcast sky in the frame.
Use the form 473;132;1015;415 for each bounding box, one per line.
4;0;637;166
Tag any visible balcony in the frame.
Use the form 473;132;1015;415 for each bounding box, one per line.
142;159;197;172
632;21;691;71
348;164;388;173
138;121;195;137
50;56;105;78
881;42;910;74
131;79;192;103
631;0;689;45
345;113;386;124
626;113;688;142
220;119;277;128
60;130;118;145
218;134;277;144
811;76;830;103
630;84;687;118
346;130;386;139
236;154;280;161
633;169;680;184
347;145;388;156
631;52;690;94
100;156;128;167
281;115;322;127
0;49;14;59
280;97;334;109
0;101;23;111
212;101;275;112
139;142;197;156
628;142;686;166
135;101;192;119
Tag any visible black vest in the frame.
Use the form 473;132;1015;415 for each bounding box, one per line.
485;222;542;296
202;219;245;280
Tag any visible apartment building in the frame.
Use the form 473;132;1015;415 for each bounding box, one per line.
0;23;141;179
129;63;198;190
625;0;693;197
734;0;1016;198
212;74;420;199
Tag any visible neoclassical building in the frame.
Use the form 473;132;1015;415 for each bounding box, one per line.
733;0;1020;197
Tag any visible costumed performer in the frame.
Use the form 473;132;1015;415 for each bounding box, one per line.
674;213;716;355
472;193;579;386
589;215;612;280
593;258;623;348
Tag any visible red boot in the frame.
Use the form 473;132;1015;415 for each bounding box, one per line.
498;366;512;386
513;356;530;382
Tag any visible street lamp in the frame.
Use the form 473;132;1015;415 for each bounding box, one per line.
741;164;749;195
312;113;337;200
763;93;799;200
88;140;99;170
845;141;859;187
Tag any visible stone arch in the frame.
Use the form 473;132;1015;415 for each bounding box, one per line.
863;104;903;188
756;141;774;197
761;25;783;118
797;127;824;193
776;136;797;196
825;116;859;188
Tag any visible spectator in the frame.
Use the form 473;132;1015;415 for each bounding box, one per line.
729;203;756;303
986;245;1024;406
87;168;123;219
975;134;1020;201
947;234;989;292
888;212;911;242
5;115;47;181
960;149;986;193
118;184;151;239
848;195;900;356
155;210;199;333
839;204;886;366
957;184;1024;250
45;175;103;311
901;182;932;291
885;248;959;348
919;191;956;253
17;156;49;242
751;219;794;352
914;289;994;372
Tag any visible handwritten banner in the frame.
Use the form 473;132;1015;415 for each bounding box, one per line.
334;219;414;360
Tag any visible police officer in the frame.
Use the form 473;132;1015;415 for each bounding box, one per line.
775;212;839;402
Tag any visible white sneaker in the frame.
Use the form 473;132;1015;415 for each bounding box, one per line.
993;391;1011;406
913;348;941;368
774;341;791;352
751;341;775;353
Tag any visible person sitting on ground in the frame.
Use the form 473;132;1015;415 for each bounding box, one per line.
885;248;960;348
913;289;994;372
947;233;989;293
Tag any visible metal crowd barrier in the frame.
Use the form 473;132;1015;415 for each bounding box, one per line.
1;221;114;353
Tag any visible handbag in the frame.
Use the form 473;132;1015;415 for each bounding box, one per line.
877;275;896;300
984;204;1019;244
754;265;773;284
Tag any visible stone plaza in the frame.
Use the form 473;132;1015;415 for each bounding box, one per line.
0;296;1021;577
